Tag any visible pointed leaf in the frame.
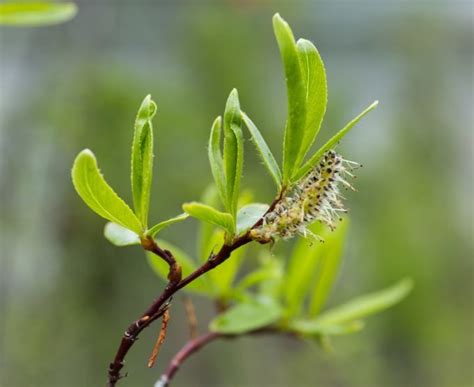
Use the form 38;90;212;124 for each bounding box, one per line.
241;112;282;187
71;149;143;234
234;266;280;293
183;202;234;235
284;222;327;316
258;253;285;300
0;2;77;26
146;213;189;238
131;95;157;227
210;297;282;334
308;219;349;317
315;278;413;325
223;89;243;217
147;239;212;295
289;319;364;336
208;117;227;206
294;101;378;181
295;39;327;168
104;222;140;247
236;203;269;235
273;13;307;185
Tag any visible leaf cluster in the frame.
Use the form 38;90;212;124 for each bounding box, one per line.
70;13;410;359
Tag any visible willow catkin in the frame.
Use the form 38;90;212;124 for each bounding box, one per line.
250;150;360;243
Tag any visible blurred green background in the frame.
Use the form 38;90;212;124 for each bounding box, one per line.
0;1;472;386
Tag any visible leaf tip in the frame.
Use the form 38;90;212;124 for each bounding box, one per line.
78;148;95;158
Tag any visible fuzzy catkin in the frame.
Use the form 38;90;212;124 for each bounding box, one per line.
250;150;358;243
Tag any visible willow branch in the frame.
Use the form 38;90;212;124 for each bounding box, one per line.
107;195;282;386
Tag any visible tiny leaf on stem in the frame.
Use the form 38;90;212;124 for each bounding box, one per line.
71;149;143;234
146;213;189;238
183;202;235;236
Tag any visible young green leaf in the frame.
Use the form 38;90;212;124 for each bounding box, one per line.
315;278;413;325
183;202;235;236
71;149;143;234
273;13;307;185
294;39;327;169
236;203;269;235
234;266;280;294
0;2;77;26
308;219;349;317
104;222;140;247
131;95;157;227
289;319;364;336
223;89;243;218
147;239;212;295
209;297;282;334
208;116;227;206
283;222;327;316
241;112;282;187
294;101;378;181
146;213;188;238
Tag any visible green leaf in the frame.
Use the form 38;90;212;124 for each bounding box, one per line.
147;239;212;295
223;89;243;218
208;117;227;207
258;253;285;300
236;203;269;235
234;266;280;293
146;213;188;238
210;297;282;334
0;2;77;26
294;39;327;170
183;202;234;236
308;218;349;317
131;95;157;227
241;112;282;187
273;13;307;185
104;222;140;247
71;149;143;234
283;222;327;316
315;278;413;325
294;101;378;181
289;319;364;336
